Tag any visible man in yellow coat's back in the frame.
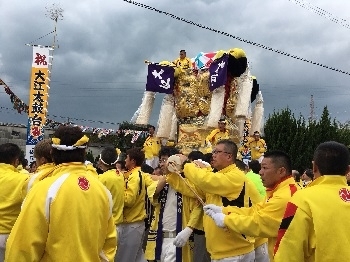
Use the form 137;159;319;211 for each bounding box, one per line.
5;126;117;261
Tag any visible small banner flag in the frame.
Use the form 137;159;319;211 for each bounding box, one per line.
209;54;229;91
146;64;175;94
193;51;217;70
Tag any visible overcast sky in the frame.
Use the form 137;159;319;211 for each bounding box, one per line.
1;0;350;130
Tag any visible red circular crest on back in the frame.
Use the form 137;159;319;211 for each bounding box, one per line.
78;177;90;191
339;188;350;202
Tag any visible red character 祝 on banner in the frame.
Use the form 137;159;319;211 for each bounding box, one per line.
34;53;48;66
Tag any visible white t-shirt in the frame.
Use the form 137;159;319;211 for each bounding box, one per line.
162;186;177;232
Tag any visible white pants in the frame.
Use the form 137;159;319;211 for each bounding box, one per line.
254;243;269;262
146;157;159;169
212;250;255;262
160;237;176;262
115;221;146;262
0;234;9;262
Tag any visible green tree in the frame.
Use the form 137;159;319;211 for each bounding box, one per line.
264;108;298;151
288;115;307;170
315;106;337;142
264;106;350;172
336;121;350;147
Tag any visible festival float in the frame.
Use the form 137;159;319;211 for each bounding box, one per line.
132;47;264;155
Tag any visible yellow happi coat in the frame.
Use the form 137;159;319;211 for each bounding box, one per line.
222;176;298;261
167;163;262;260
274;176;350;262
205;128;230;146
5;163;117;261
24;163;56;195
143;136;161;160
0;163;29;234
123;167;158;223
245;137;267;160
99;169;125;225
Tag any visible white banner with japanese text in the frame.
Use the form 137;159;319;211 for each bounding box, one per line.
26;46;51;164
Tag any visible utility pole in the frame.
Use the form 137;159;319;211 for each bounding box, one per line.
45;3;63;120
46;4;64;48
45;3;64;71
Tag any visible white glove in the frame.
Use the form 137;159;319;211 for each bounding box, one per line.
197;159;211;167
205;209;226;228
173;227;193;247
255;146;260;150
203;204;223;214
193;160;211;168
84;160;92;166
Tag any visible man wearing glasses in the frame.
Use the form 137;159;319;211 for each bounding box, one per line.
167;139;263;261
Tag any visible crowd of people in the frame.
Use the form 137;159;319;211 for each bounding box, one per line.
1;123;350;262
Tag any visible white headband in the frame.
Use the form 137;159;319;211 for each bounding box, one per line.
51;144;87;151
51;135;89;151
99;154;118;166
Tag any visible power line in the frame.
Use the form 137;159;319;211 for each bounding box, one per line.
27;30;55;45
288;0;350;30
122;0;350;76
